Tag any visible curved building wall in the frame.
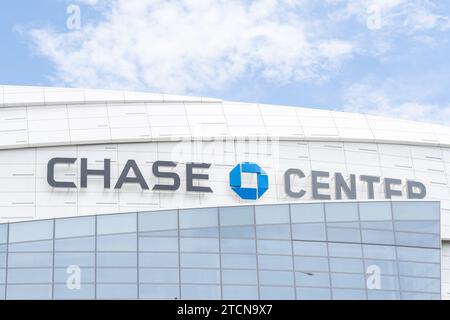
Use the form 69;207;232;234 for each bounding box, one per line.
0;85;449;299
0;140;449;237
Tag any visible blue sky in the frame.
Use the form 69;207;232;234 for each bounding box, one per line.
1;0;450;123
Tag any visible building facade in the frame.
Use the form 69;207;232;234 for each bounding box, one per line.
0;85;448;299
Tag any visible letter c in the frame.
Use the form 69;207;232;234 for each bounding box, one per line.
47;158;77;188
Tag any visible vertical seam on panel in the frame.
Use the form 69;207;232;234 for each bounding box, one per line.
65;104;72;143
288;204;298;300
253;205;261;300
144;102;153;139
356;202;368;300
324;202;334;300
217;207;223;300
390;201;403;299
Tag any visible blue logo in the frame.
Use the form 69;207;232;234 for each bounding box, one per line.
229;162;269;200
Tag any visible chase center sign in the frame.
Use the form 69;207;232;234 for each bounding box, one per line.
47;158;427;201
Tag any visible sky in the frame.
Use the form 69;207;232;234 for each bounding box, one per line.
0;0;450;124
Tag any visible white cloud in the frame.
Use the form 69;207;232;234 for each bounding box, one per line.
328;0;450;32
29;0;354;93
341;82;450;125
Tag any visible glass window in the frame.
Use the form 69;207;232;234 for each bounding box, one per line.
401;292;440;300
139;253;178;268
260;286;295;300
181;269;220;284
259;270;294;286
398;262;441;278
399;276;440;293
362;229;395;245
360;221;393;230
392;202;439;221
363;245;397;260
296;272;330;288
376;275;400;291
325;203;358;222
255;205;289;224
180;228;218;238
328;243;362;258
256;224;290;240
257;240;291;255
394;221;439;234
367;290;400;300
139;284;179;299
97;284;138;299
7;284;52;300
297;287;331;300
180;238;219;253
55;216;95;238
222;285;258;300
140;230;178;238
396;247;440;263
9;240;53;252
139;237;178;252
7;268;52;284
290;203;324;223
332;288;366;300
327;221;359;228
97;252;137;267
97;234;137;251
329;258;364;273
139;268;179;284
220;226;254;239
54;252;95;267
222;270;258;285
292;223;326;241
294;256;329;272
54;284;95;300
221;254;257;270
395;232;440;249
0;253;6;268
180;253;220;268
259;255;293;271
55;237;95;252
179;208;218;229
0;270;6;284
181;285;221;300
327;226;361;243
221;239;255;254
54;267;95;284
138;210;177;232
359;202;392;221
364;260;398;276
97;213;136;235
9;220;53;243
331;273;365;289
293;241;327;257
97;268;137;283
8;253;53;268
220;206;254;226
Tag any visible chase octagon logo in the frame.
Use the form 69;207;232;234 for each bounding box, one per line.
229;162;269;200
